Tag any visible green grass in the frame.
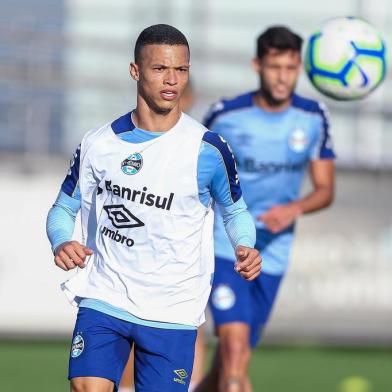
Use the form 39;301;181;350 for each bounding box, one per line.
248;346;392;392
0;340;69;392
0;340;391;391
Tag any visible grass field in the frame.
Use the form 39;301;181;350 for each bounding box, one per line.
0;340;391;391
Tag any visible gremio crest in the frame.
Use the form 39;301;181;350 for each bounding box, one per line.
121;153;143;175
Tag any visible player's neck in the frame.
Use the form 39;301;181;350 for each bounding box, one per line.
133;100;182;132
254;92;291;113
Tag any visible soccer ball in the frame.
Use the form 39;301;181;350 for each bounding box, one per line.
305;17;387;100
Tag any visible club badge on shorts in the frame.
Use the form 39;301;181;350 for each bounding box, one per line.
71;334;85;358
212;284;236;310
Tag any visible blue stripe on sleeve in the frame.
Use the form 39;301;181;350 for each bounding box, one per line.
292;94;336;159
315;102;336;159
198;139;255;249
61;145;81;197
202;131;242;204
198;142;220;207
46;191;81;252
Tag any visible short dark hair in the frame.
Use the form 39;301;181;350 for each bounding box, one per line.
134;24;189;63
256;26;303;59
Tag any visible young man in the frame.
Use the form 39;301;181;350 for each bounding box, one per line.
197;26;335;392
46;24;261;392
117;79;204;392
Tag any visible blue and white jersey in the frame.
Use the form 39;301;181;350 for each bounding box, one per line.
205;91;335;275
47;111;255;328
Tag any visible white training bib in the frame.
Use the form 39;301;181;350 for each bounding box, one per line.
62;113;214;327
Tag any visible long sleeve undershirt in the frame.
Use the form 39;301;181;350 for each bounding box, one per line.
47;127;255;253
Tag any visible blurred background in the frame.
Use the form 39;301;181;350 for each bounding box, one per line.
0;0;391;391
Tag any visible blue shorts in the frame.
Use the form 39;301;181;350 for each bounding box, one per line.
209;257;283;348
69;307;197;391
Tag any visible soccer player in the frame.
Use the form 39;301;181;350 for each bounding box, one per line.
117;79;204;392
196;26;335;392
46;24;261;392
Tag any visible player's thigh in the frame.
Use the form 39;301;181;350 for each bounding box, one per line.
209;257;253;327
71;376;114;392
191;327;206;381
133;325;197;392
119;346;135;388
69;307;132;390
249;271;283;347
216;322;251;364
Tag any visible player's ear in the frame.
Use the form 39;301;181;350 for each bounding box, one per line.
130;62;139;81
252;58;262;74
297;57;303;73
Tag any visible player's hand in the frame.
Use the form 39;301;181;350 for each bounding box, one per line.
234;245;262;281
54;241;93;271
257;203;302;233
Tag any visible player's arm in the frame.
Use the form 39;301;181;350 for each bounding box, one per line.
47;191;92;270
294;159;335;213
201;132;261;281
220;199;262;281
259;160;335;233
47;191;80;252
259;103;336;233
46;145;93;270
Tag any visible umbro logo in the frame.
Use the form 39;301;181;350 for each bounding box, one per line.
173;369;188;385
103;204;144;229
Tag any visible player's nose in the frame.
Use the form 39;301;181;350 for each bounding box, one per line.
278;68;290;83
164;69;178;85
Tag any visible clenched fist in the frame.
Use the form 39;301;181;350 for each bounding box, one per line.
54;241;93;271
234;245;262;281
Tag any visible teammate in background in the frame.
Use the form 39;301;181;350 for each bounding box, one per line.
46;24;261;392
118;79;206;392
196;26;335;392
